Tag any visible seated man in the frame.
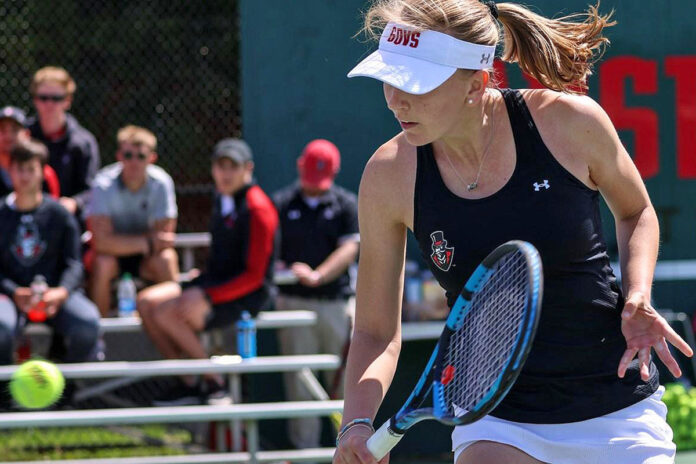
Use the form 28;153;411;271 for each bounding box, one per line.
0;139;100;369
0;106;60;199
138;138;278;405
86;125;179;317
27;67;100;217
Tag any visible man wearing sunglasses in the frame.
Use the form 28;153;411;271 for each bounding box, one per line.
86;125;178;317
27;66;100;218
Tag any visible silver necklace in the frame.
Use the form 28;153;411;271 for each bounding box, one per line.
443;94;498;191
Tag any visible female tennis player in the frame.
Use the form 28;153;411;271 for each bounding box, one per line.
334;1;694;463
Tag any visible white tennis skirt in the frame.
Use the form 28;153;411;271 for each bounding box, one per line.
452;386;675;464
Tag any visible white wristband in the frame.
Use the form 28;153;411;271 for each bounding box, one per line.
336;418;374;446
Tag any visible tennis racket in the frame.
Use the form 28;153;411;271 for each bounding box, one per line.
367;240;543;459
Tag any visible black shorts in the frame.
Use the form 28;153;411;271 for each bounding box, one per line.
183;275;273;330
118;254;144;277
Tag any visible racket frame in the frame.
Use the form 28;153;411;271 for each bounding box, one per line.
367;240;542;458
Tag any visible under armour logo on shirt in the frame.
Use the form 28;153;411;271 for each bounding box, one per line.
533;180;550;191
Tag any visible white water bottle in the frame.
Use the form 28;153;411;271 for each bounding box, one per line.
117;273;137;317
28;275;48;322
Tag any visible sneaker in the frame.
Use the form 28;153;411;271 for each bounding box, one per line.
152;380;202;406
203;379;232;406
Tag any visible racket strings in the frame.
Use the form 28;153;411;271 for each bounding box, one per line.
441;251;529;416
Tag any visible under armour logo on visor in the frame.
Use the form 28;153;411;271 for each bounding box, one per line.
480;53;492;64
533;180;550;191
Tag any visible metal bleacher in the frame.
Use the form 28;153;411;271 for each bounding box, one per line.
4;233;336;462
0;400;343;464
2;236;694;463
24;310;318;336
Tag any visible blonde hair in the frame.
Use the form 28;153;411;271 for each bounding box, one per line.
361;0;615;93
30;66;77;96
117;125;158;152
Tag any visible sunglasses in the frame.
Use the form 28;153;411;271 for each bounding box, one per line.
122;151;148;161
34;94;67;102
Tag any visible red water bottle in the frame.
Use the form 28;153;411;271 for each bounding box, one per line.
27;275;48;322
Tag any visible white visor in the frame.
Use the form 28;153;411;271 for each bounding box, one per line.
348;22;496;95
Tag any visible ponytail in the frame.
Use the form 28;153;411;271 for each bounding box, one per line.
496;2;615;93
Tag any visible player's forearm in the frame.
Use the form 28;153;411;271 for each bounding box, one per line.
341;328;401;425
315;240;359;284
615;205;659;298
93;233;149;256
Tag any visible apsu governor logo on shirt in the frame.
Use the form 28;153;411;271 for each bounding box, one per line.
12;215;47;266
430;230;454;272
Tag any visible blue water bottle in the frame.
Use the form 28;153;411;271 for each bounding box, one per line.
117;272;137;317
236;311;257;359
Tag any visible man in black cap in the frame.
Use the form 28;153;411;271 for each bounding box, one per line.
138;138;278;405
0;106;60;199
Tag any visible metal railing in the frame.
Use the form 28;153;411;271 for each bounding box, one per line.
0;401;343;464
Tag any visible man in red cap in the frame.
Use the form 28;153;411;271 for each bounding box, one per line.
273;139;359;450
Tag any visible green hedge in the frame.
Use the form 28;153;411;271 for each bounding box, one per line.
664;383;696;451
0;425;191;461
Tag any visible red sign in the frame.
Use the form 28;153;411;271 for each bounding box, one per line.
495;56;696;179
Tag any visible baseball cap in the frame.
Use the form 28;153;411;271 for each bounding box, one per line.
0;106;27;126
297;139;340;190
347;22;496;95
211;138;253;164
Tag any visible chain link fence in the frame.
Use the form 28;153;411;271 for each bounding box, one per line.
1;4;243;451
0;0;241;234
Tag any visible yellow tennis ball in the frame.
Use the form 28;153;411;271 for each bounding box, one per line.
10;360;65;409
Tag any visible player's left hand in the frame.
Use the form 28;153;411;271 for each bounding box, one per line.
619;291;694;381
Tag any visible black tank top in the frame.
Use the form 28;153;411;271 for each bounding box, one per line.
413;89;658;424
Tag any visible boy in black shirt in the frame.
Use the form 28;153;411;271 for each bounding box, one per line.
0;139;100;373
138;139;278;405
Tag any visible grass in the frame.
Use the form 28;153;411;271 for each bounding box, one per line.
2;425;695;462
0;425;192;461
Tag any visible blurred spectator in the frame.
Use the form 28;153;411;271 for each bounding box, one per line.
86;125;178;317
0;106;60;199
138;138;277;405
273;139;359;449
0;139;100;371
27;66;100;216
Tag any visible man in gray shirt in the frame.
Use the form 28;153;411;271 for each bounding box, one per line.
86;125;178;316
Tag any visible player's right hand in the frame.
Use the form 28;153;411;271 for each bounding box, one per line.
334;428;388;464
